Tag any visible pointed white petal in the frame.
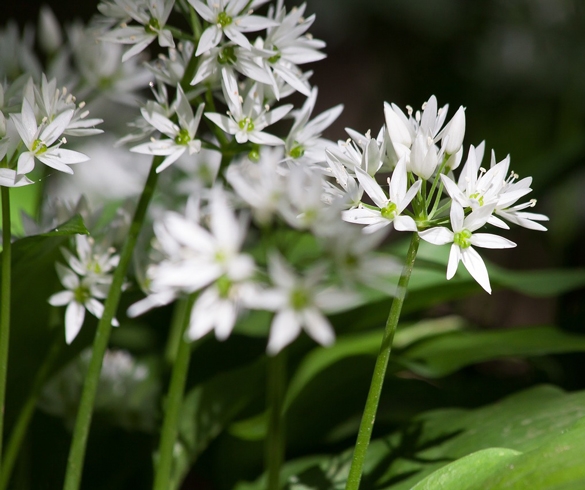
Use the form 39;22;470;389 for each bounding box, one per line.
470;233;516;249
461;246;491;293
267;309;302;354
65;302;85;344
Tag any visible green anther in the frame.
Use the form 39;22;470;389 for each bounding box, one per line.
289;144;304;159
454;229;473;249
218;45;237;65
290;288;309;310
238;118;254;131
74;285;91;305
469;192;485;206
174;128;191;145
380;202;397;220
145;17;161;35
32;139;47;155
89;261;102;274
248;149;260;162
217;11;233;28
216;276;232;298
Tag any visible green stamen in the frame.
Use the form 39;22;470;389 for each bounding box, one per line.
74;285;91;305
268;47;281;64
469;192;485;206
454;229;472;249
216;276;232;298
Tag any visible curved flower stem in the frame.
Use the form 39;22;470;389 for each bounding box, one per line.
62;156;161;490
266;349;287;490
0;335;61;490
0;186;11;472
344;232;420;490
153;294;196;490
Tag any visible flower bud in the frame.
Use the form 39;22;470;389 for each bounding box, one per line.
38;6;63;55
410;133;439;180
384;102;412;151
442;106;465;155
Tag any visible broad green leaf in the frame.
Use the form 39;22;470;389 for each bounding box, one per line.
411;447;522;490
269;385;585;490
481;417;585;489
399;325;585;377
229;410;269;441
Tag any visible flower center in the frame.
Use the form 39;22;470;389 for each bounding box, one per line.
32;139;48;155
454;229;473;249
290;288;309;310
216;275;232;298
174;128;191;145
268;47;281;64
289;143;304;159
469;192;485;206
217;11;233;28
238;117;254;132
218;45;237;65
145;17;161;35
380;202;397;220
74;285;91;304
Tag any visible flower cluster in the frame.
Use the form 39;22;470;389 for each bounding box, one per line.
49;235;120;344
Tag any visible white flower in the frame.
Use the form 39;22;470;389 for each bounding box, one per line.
100;0;175;62
226;147;287;225
205;68;292;145
131;85;205;173
439;106;466;155
342;158;422;234
190;42;274;87
285;87;343;166
61;235;120;282
127;187;255;316
12;99;90;175
48;263;118;344
257;0;326;97
189;0;277;56
248;254;357;354
419;201;516;293
0;168;33;187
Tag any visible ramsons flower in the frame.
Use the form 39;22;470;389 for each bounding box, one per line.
131;85;204;173
12;99;89;175
342;158;422;234
419;201;516;293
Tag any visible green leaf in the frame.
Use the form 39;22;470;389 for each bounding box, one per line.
399;325;585;377
40;214;90;236
410;448;522;490
270;385;585;490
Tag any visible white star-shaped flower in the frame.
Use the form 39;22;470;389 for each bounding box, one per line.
342;158;422;234
131;85;204;172
419;201;516;293
11;99;89;175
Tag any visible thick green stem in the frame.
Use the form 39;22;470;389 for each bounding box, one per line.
153;295;195;490
62;157;161;490
0;335;61;490
0;186;11;473
266;350;287;490
344;233;420;490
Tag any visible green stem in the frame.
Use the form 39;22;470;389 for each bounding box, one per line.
164;299;190;366
62;157;161;490
0;186;11;473
344;232;420;490
153;295;195;490
0;335;61;490
266;350;286;490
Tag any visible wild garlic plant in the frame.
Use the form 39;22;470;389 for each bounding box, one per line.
0;1;549;490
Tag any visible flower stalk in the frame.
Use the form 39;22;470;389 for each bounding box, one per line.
153;294;196;490
0;185;12;473
62;156;161;490
344;232;420;490
266;349;287;490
